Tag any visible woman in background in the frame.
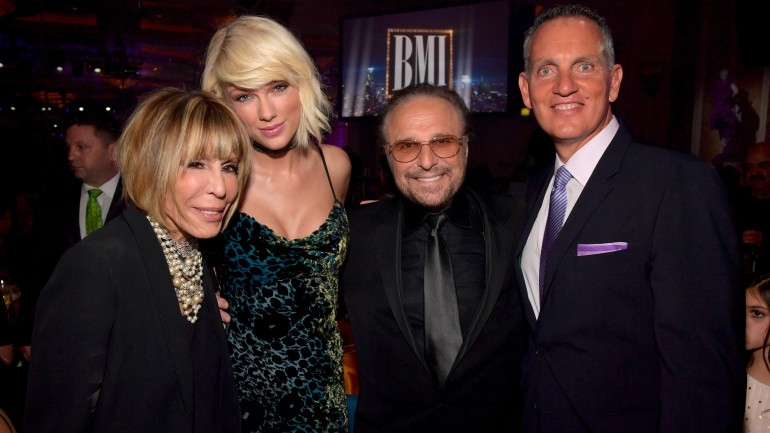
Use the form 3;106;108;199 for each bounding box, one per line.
25;88;250;433
202;15;351;433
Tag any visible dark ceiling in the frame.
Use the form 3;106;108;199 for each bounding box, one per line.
0;0;483;118
0;0;244;112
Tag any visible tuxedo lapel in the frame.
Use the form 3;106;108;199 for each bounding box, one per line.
374;199;429;370
122;208;194;424
456;191;516;364
541;128;632;302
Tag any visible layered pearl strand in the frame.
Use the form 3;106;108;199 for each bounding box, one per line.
148;215;204;323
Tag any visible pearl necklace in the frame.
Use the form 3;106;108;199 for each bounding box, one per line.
148;215;204;323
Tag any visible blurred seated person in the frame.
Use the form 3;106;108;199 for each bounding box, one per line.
735;142;770;279
0;299;11;368
0;287;15;432
0;199;22;433
24;88;250;433
0;199;12;284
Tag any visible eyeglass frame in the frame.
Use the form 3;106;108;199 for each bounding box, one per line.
387;134;468;163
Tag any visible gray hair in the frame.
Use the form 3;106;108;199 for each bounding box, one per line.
522;4;615;76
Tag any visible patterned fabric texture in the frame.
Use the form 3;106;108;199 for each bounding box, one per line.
217;201;349;433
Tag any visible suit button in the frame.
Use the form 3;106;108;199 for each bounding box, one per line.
535;346;544;356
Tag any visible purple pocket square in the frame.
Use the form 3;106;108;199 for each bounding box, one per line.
577;242;628;256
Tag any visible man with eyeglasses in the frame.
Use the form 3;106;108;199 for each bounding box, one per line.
340;83;528;433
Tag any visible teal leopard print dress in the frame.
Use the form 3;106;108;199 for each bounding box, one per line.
216;154;349;433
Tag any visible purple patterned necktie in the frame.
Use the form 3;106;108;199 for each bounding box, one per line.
539;166;572;301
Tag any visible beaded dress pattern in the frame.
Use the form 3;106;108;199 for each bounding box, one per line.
217;152;349;433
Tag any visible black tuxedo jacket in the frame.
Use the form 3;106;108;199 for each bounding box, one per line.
514;123;744;433
25;207;240;433
341;188;528;433
16;178;125;345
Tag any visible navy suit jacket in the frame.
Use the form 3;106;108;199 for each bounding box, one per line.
514;123;744;433
342;188;529;433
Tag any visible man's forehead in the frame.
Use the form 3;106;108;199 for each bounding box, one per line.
747;145;770;162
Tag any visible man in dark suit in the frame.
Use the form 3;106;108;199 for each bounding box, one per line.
341;83;528;432
16;111;125;359
515;5;744;433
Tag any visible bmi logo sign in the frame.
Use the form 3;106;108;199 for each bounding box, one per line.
386;28;453;97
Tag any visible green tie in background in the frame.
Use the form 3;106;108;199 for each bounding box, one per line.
86;188;103;235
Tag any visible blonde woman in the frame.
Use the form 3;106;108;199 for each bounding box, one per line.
202;15;351;433
25;88;251;433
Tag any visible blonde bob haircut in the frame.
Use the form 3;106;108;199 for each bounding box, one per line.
201;15;331;151
116;87;251;232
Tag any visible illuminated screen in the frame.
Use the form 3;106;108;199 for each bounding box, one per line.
340;0;511;118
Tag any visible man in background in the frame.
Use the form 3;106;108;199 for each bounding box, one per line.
16;111;125;359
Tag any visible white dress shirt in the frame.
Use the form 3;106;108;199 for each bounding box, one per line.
521;117;619;318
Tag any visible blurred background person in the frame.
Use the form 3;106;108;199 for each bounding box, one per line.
735;142;770;281
24;88;250;433
0;195;31;431
0;284;14;423
15;111;125;362
201;15;351;433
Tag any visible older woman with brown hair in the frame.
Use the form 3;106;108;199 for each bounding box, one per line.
25;88;251;433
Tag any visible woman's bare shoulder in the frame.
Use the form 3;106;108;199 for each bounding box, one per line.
319;144;352;175
318;144;351;201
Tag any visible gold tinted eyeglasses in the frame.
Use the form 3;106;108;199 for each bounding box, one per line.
388;135;467;163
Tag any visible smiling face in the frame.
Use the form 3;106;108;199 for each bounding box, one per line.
66;124;118;186
226;82;302;151
385;95;468;211
518;16;623;159
164;157;239;241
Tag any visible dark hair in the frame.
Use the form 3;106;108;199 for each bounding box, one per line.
748;273;770;371
522;4;615;76
378;83;470;151
66;111;122;147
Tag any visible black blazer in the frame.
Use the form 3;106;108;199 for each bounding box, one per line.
25;207;240;433
16;178;126;345
514;123;744;433
341;188;528;433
